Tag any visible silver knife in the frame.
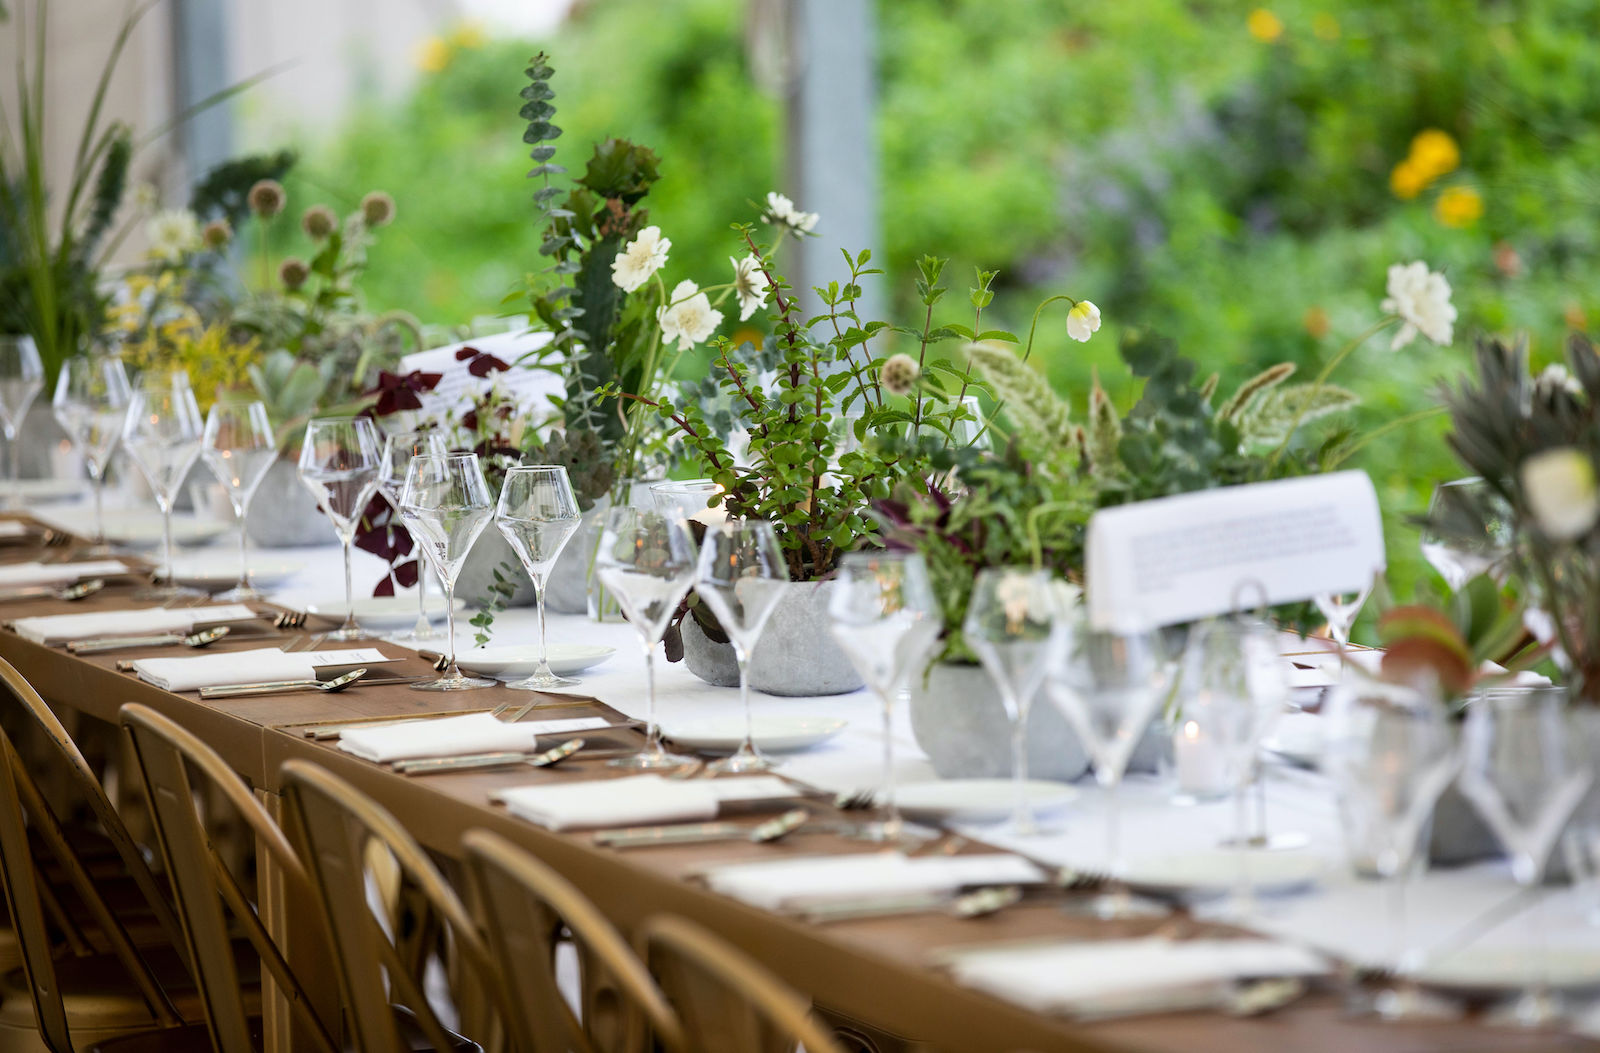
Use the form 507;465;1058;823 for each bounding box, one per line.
199;668;368;698
68;626;232;654
393;737;588;775
593;821;750;848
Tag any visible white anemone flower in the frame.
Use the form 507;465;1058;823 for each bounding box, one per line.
1066;300;1102;343
611;225;671;293
657;280;723;352
765;191;819;235
145;209;202;263
1380;261;1456;349
1522;447;1600;542
1536;363;1584;398
730;255;769;321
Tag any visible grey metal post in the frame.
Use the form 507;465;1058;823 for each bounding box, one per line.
169;0;233;191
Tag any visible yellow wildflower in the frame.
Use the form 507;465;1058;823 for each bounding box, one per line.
1566;302;1588;332
1409;129;1460;181
1247;9;1284;42
1389;159;1428;200
1434;185;1483;228
1312;13;1340;40
450;20;487;49
1302;306;1330;340
415;36;451;73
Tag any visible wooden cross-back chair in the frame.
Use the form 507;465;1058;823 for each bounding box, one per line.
637;915;848;1053
460;829;688;1053
118;703;339;1053
280;759;495;1053
0;656;215;1052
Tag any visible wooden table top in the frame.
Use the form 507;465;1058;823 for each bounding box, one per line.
1;517;1593;1053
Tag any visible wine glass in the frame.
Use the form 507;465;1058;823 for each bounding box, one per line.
398;453;496;691
963;567;1062;835
122;371;205;596
379;430;448;643
496;465;584;690
595;507;699;769
1046;609;1174;918
0;335;43;501
650;479;725;526
1421;478;1513;590
693;519;787;773
1314;570;1378;651
1459;686;1596;1027
200;397;276;601
51;353;131;553
827;550;943;844
298;417;383;641
1325;678;1461;1020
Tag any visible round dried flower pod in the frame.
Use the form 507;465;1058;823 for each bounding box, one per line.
301;205;337;240
880;353;921;396
247;179;286;218
360;191;395;227
279;257;310;290
201;218;232;250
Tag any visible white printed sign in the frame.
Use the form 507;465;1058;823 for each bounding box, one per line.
397;329;564;422
1085;470;1385;632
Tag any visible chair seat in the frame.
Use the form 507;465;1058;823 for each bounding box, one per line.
84;1006;480;1053
0;940;261;1037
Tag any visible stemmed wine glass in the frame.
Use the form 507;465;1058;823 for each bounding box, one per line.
298;417;383;641
1314;570;1378;652
1421;478;1513;590
693;519;786;773
595;507;698;769
122;371;204;596
398;453;496;691
1047;609;1174;918
827;550;943;844
51;353;131;553
1325;678;1461;1020
1459;686;1596;1027
496;465;584;690
0;335;43;501
963;567;1062;835
200;397;276;601
378;430;447;643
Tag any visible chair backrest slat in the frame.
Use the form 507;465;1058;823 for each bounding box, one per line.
462;828;688;1053
120;703;340;1053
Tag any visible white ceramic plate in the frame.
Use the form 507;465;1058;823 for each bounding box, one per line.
7;478;87;503
104;513;230;549
456;644;617;679
1414;947;1600;992
894;779;1079;824
1113;849;1330;897
661;715;848;755
305;594;463;630
167;555;306;590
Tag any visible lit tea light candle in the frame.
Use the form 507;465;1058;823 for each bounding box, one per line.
1174;718;1229;798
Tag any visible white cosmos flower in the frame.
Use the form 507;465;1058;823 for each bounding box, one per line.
145;209;202;263
1067;300;1102;343
1522;447;1600;542
1380;261;1456;349
610;225;671;293
730;255;768;321
657;280;723;351
765;191;819;235
1536;363;1583;398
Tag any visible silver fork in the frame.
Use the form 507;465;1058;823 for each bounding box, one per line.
833;788;877;811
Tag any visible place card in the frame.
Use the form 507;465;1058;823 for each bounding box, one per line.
396;330;562;421
1085;470;1384;632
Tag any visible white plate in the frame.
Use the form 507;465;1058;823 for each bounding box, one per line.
1113;849;1329;897
1412;947;1600;992
104;513;230;548
168;555;305;589
6;478;87;503
661;716;848;755
305;595;463;630
894;779;1079;824
456;644;617;678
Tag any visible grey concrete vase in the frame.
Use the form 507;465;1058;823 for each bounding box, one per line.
679;580;865;697
246;460;339;549
909;662;1091;781
455;528;535;608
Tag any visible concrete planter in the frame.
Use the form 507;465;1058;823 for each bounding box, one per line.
679;580;865;697
909;662;1091;782
246;460;338;549
544;499;608;615
455;528;534;609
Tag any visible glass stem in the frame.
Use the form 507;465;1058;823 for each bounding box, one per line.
161;502;175;585
1530;882;1552;1017
881;686;900;842
534;574;550;670
1253;768;1268;843
341;537;358;636
6;428;18;490
641;639;662;755
91;466;105;545
735;646;754;754
1010;694;1033;834
442;580;461;676
415;554;429;624
236;496;250;590
1233;779;1255;919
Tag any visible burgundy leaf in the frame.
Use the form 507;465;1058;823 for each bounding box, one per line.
372;575;396;598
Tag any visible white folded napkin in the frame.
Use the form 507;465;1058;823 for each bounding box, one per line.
338;713;615;763
498;774;720;831
0;559;129;588
940;937;1327;1017
133;647;391;692
0;522;28;538
12;604;259;645
703;853;1046;911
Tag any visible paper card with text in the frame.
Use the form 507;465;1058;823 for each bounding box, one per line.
1085;470;1385;632
397;329;563;421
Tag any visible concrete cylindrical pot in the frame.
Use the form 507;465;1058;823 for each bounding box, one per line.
454;528;535;609
678;580;865;697
910;662;1091;781
545;498;608;615
246;459;339;549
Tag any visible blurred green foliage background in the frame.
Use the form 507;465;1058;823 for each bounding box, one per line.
265;0;1600;605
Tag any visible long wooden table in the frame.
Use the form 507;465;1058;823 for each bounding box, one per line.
1;519;1593;1053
